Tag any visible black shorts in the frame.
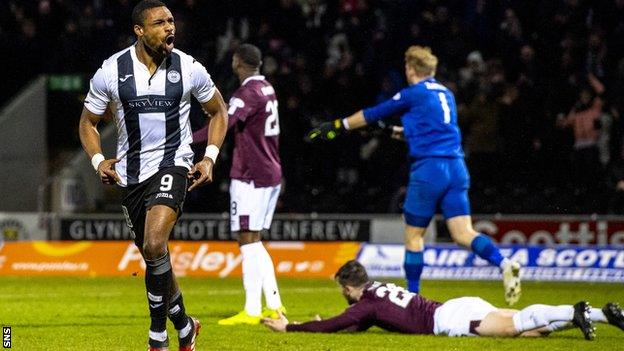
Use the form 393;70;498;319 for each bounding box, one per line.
121;166;188;247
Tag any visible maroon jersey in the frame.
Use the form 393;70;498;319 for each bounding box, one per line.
228;75;281;187
286;281;442;334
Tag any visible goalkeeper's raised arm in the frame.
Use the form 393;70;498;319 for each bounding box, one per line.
305;90;410;141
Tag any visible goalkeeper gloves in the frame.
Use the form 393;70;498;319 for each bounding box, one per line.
306;119;344;142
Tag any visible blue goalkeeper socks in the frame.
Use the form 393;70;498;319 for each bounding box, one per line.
404;250;424;293
470;234;504;267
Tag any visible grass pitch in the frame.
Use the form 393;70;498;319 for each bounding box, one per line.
0;276;623;350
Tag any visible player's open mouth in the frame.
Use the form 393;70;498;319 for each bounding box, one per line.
165;35;175;51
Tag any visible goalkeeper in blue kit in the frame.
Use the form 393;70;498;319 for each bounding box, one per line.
307;46;521;305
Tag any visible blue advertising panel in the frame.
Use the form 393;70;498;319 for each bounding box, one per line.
357;244;624;283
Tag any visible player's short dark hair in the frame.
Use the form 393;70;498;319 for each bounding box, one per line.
234;44;263;69
335;260;369;287
132;0;167;26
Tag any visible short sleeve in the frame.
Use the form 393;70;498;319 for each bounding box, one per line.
84;67;110;115
363;88;411;123
228;89;256;124
191;60;216;103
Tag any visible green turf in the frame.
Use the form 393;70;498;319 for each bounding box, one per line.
0;277;622;350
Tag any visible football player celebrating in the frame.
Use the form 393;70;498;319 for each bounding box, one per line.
79;1;228;349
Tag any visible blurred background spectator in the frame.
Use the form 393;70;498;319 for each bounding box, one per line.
1;0;623;215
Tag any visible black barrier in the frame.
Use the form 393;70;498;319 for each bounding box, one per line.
58;214;371;241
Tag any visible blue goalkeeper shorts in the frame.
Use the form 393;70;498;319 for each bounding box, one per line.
403;157;471;227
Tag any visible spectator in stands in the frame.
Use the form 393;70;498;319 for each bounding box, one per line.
557;74;606;205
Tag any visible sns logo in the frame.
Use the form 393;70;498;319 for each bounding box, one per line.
3;326;10;348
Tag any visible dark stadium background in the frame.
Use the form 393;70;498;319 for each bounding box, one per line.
2;0;624;215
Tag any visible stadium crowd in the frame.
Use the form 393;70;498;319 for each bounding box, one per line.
1;0;624;214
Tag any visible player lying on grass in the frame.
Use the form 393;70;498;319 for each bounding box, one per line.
263;260;624;340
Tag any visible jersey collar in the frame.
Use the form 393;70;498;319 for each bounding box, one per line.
242;75;265;86
130;44;168;74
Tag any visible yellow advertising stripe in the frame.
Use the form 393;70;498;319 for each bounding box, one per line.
31;241;94;257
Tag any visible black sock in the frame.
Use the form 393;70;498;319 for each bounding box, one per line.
168;290;190;330
145;253;173;334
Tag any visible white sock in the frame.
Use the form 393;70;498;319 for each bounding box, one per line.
257;242;283;310
240;242;262;316
178;318;192;339
512;305;574;332
544;321;574;332
149;330;168;342
542;308;607;332
589;308;608;323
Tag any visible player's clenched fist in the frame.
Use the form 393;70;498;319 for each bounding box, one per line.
306;119;344;142
97;158;121;185
187;157;214;191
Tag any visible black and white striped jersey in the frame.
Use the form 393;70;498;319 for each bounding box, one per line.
84;45;215;187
